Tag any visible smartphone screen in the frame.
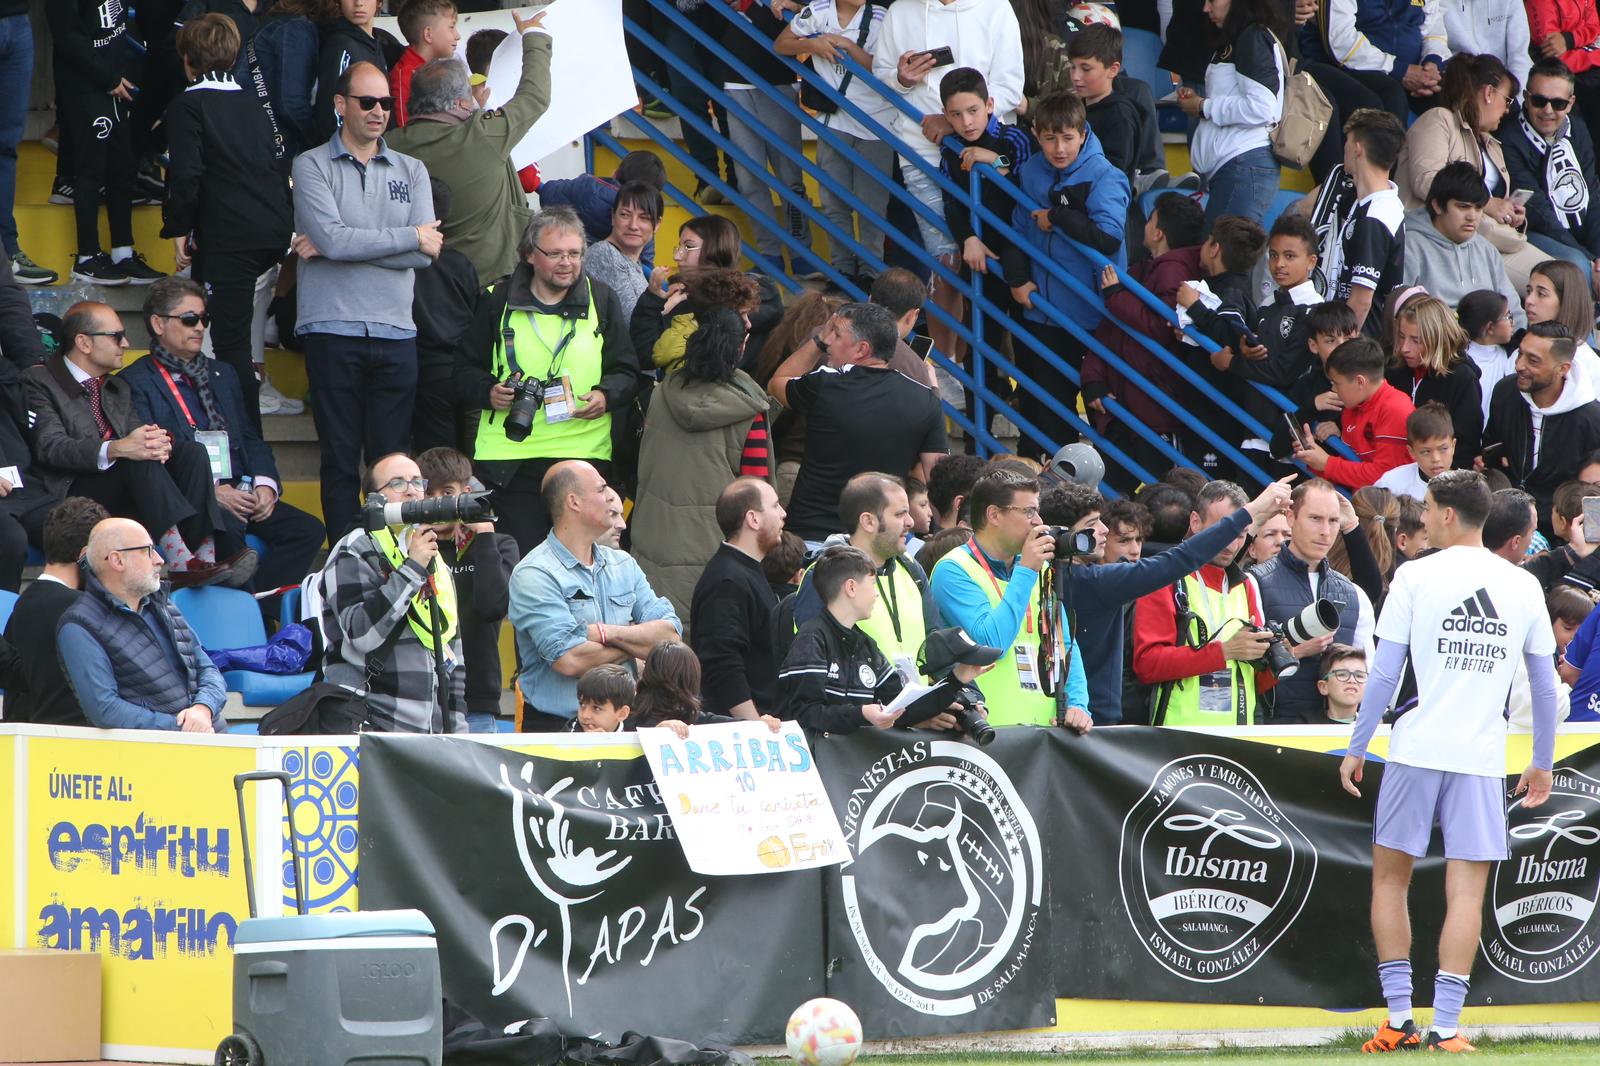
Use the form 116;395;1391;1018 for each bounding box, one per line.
1584;496;1600;543
1282;413;1307;450
908;334;934;360
1511;189;1535;207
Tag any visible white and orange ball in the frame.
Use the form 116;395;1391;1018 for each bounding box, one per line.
785;997;863;1066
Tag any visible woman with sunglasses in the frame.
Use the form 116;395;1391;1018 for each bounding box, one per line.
1503;57;1600;291
163;13;293;431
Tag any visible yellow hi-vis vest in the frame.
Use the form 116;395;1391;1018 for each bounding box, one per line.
1154;571;1260;727
858;557;928;668
475;282;612;461
941;546;1056;727
370;528;460;650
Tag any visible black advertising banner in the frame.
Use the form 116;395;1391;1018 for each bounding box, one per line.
814;732;1057;1037
1052;728;1386;1006
358;735;824;1045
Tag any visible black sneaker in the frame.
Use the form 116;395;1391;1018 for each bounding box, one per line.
49;177;74;205
72;252;129;286
115;251;167;285
9;252;58;285
135;161;166;202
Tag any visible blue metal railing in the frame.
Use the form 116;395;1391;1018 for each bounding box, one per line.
623;0;1357;484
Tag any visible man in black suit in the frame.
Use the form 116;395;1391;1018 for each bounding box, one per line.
0;497;107;725
122;279;325;592
24;300;253;587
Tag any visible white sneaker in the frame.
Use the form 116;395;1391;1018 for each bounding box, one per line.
258;376;303;416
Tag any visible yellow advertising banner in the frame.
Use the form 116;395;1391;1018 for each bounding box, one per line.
22;735;255;1057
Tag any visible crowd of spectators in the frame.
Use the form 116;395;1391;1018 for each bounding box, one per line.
2;0;1600;740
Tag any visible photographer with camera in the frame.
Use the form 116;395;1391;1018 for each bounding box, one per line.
1038;472;1296;724
780;546;993;733
1133;481;1280;727
455;207;640;557
1252;479;1363;722
928;468;1091;730
315;452;468;733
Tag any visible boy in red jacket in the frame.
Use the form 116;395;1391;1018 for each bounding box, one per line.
1293;336;1413;488
389;0;461;127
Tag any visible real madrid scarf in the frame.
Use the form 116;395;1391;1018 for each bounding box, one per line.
1519;113;1589;233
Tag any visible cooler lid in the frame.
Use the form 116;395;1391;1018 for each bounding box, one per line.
234;908;435;946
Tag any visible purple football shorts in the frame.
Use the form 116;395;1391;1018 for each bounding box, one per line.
1373;762;1508;861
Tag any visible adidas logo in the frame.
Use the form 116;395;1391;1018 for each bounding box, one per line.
1443;589;1508;635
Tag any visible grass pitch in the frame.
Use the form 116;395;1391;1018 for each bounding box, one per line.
862;1034;1600;1064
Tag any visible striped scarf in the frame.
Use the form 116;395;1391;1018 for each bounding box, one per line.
1517;113;1589;233
149;344;229;434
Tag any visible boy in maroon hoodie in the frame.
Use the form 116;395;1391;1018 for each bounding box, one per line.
1085;192;1206;490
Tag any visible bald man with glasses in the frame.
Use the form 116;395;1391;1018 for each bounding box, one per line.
293;60;441;541
57;517;228;732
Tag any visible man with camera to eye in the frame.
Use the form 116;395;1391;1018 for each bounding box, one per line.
315;452;468;733
1038;473;1296;724
1251;479;1362;723
927;468;1091;730
454;206;640;558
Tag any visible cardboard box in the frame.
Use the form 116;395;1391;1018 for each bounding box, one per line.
0;950;101;1062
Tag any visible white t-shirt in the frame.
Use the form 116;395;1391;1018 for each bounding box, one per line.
1374;462;1428;501
1377;545;1555;776
789;1;895;141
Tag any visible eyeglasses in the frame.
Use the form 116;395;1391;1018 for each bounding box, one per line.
535;245;583;263
1323;668;1368;683
159;312;211;328
1528;93;1574;112
83;330;127;343
350;95;395;112
108;544;163;561
381;477;428;492
1000;505;1041;519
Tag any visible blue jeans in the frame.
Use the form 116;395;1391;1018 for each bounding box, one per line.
1203;146;1280;231
0;14;33;257
1527;229;1594;283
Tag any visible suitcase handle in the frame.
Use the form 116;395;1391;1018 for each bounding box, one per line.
234;771;305;919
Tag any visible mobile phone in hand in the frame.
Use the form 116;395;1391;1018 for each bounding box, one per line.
1511;189;1535;207
1283;413;1309;451
1583;496;1600;543
920;45;955;67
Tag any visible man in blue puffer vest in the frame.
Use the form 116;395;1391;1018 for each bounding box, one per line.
1000;90;1129;461
57;517;228;732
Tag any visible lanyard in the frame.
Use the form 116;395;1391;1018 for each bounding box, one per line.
876;561;902;642
155;364;199;429
965;539;1032;636
500;303;579;382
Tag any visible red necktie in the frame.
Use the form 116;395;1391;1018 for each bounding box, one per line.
84;377;112;442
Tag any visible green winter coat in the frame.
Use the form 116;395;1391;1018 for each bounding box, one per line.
630;369;774;625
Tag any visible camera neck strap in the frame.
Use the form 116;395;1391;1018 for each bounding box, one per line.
500;301;579;382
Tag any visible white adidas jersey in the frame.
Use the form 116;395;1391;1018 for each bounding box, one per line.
1376;545;1555;777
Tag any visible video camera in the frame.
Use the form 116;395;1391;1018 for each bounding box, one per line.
362;490;496;532
1248;599;1339;679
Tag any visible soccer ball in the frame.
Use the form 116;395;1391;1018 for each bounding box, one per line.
1066;3;1122;30
785;997;863;1066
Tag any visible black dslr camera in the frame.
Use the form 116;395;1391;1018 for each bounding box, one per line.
1248;599;1339;679
1042;525;1097;558
950;686;996;747
362;490;497;532
503;373;545;442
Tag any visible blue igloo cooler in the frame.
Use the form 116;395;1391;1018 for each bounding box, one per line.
217;772;442;1066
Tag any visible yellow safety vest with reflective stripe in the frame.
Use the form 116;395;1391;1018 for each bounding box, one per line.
858;558;928;668
475;282;612;461
941;548;1056;727
1155;571;1260;727
370;528;460;650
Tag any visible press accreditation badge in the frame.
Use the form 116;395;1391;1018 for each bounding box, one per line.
542;375;575;424
1014;644;1041;691
194;429;232;481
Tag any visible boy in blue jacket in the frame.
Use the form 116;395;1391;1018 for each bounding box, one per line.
1000;91;1129;461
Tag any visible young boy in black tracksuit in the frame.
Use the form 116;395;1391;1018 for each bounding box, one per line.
416;448;519;733
938;67;1033;445
49;1;163;285
313;3;393;144
1270;301;1361;461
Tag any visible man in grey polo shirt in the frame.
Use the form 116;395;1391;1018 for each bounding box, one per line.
292;60;441;541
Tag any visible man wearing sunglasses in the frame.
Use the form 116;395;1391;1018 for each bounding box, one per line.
120;278;327;593
1503;58;1600;289
293;60;441;541
24;301;254;588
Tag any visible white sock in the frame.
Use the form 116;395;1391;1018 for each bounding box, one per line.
78;253;96;265
1390;1010;1412;1026
112;245;133;262
159;527;194;569
1433;1024;1456;1039
195;536;216;564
